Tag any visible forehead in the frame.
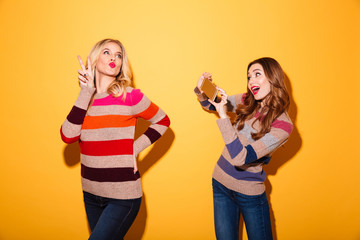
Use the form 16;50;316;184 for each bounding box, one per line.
102;42;122;52
248;63;263;73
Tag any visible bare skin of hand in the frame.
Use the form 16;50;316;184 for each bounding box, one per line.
208;87;229;119
133;154;138;173
77;55;95;88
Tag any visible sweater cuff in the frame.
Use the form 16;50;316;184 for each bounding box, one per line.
194;86;208;102
216;117;236;144
74;87;96;109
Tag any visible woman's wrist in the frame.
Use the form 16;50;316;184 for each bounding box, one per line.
219;112;228;119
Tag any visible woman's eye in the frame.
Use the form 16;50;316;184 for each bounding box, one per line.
255;72;261;77
247;76;251;81
104;50;109;54
116;54;122;58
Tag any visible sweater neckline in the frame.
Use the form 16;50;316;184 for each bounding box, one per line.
93;86;133;100
94;92;110;99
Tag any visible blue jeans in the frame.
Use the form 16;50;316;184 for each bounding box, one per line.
83;191;141;240
212;179;272;240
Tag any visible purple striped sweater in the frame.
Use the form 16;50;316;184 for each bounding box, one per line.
195;87;293;195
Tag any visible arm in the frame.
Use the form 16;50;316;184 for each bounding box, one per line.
60;86;96;143
194;72;245;113
132;90;170;157
60;55;96;143
208;91;293;166
217;115;293;167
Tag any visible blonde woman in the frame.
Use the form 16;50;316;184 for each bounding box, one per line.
195;58;293;240
61;39;170;239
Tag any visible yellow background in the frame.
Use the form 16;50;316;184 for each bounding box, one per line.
1;0;359;239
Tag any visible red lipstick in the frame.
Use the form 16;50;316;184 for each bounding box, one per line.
251;86;260;95
109;62;116;68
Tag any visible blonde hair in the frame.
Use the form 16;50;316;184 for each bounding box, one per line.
86;38;133;100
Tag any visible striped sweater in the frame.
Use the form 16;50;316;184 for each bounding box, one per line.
195;87;293;195
61;86;170;199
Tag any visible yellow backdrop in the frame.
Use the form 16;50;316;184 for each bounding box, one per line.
1;0;359;239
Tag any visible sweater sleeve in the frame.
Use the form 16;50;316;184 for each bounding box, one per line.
60;86;96;143
216;115;293;166
194;86;245;113
132;90;170;156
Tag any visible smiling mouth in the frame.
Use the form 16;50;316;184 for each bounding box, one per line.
109;62;116;68
251;86;260;95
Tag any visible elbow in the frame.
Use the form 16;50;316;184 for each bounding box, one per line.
228;155;247;168
244;145;257;164
60;126;79;144
158;115;171;128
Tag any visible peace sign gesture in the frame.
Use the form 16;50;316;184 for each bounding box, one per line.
77;55;95;88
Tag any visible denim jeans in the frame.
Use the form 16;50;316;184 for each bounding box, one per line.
212;178;273;240
83;191;141;240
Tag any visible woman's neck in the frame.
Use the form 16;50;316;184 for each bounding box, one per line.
260;95;271;108
95;74;116;94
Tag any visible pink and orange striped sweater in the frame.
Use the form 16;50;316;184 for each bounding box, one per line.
61;86;170;199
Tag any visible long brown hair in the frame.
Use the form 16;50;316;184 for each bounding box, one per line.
235;57;289;140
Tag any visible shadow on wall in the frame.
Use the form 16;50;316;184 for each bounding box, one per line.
263;72;302;240
63;142;81;167
125;75;176;238
62;140;89;232
62;119;175;240
126;119;175;240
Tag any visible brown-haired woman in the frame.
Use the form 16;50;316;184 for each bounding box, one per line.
194;57;293;240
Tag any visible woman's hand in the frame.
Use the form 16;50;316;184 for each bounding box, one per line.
77;55;95;88
197;72;213;93
208;88;228;119
133;154;138;174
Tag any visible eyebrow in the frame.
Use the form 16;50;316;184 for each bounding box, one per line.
103;48;122;54
247;69;262;74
